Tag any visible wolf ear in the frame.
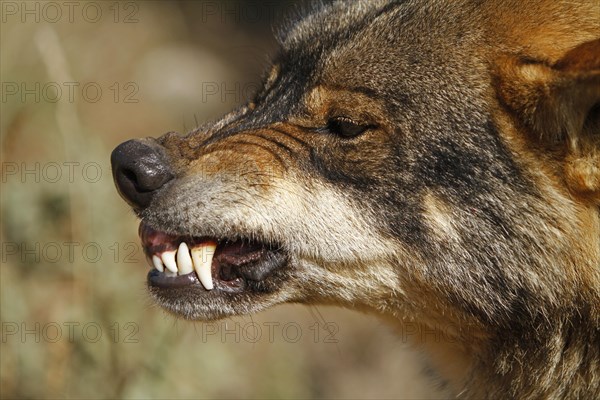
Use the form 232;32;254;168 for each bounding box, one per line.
496;39;600;201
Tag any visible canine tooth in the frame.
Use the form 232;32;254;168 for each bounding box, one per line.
191;242;216;290
152;255;164;272
177;242;194;275
162;250;178;274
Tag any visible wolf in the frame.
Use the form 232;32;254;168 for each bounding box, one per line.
111;0;600;398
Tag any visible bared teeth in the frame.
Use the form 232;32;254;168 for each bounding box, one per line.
152;255;164;272
161;250;178;274
147;238;217;290
176;242;194;275
191;242;217;290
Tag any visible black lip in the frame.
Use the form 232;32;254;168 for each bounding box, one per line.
147;269;247;292
147;269;199;288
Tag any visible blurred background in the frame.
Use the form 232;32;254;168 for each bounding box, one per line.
1;1;440;398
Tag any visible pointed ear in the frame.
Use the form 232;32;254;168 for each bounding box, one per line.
496;39;600;201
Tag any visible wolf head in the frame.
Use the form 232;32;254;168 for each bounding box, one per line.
112;1;599;394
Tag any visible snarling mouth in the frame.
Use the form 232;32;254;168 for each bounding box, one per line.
140;223;286;293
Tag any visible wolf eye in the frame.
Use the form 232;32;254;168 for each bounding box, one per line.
327;116;370;138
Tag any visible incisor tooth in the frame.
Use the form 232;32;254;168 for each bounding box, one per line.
177;242;194;275
162;250;178;274
191;242;216;290
152;255;164;272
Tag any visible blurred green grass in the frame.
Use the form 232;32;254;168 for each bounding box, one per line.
0;1;439;399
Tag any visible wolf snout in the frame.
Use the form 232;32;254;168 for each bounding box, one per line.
111;139;174;209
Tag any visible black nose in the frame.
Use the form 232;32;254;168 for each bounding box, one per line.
111;139;174;209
